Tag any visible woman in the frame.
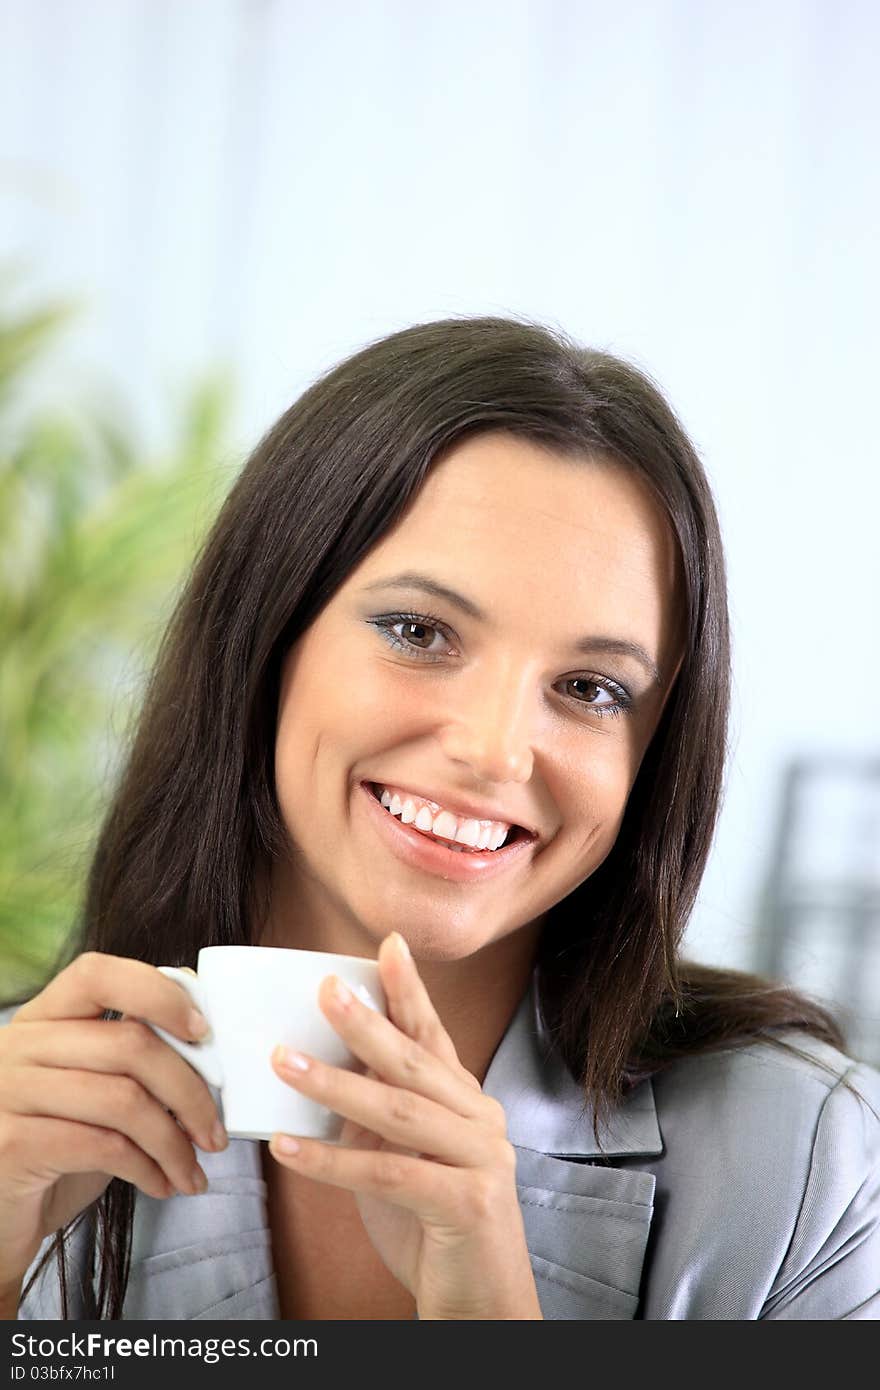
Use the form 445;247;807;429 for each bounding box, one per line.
1;316;878;1320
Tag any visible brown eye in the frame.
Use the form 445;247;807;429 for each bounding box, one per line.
371;612;450;658
568;678;609;705
562;676;632;720
398;620;435;649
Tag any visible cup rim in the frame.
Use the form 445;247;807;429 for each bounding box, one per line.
196;944;380;967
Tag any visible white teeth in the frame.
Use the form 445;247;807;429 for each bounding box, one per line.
454;819;481;848
375;785;513;852
431;810;459;842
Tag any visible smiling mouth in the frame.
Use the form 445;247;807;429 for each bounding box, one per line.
366;782;531;852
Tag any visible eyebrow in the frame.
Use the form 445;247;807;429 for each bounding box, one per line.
362;570;664;688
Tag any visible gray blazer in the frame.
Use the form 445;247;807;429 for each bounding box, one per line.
12;975;880;1320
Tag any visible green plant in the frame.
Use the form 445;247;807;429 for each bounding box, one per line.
0;286;238;996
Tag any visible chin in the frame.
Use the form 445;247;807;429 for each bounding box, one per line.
372;912;498;963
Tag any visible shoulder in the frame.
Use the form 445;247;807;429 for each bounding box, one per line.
638;1030;880;1318
651;1027;880;1129
649;1027;880;1202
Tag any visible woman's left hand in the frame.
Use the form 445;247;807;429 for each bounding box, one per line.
268;931;542;1320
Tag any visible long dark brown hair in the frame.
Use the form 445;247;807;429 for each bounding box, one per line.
12;314;853;1318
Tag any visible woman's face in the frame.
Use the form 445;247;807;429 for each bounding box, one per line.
270;430;685;963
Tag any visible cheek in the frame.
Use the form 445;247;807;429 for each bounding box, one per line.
273;660;333;830
272;647;400;818
275;628;363;764
357;664;432;740
562;746;635;850
273;722;305;841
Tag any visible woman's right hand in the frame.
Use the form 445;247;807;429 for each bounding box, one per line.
0;951;228;1287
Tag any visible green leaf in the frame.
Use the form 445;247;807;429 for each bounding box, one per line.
0;276;240;996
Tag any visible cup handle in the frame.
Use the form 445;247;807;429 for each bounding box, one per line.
146;966;225;1089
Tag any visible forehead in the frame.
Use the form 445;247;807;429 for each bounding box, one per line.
352;433;683;650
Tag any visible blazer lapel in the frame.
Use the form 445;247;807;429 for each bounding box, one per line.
123;1135;279;1319
125;976;661;1320
481;976;662;1319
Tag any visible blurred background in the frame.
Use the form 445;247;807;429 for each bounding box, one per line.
1;0;878;1060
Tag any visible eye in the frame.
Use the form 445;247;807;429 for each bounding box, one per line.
374;612;449;657
368;611;634;721
562;677;630;720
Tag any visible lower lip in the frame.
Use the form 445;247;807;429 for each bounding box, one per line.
358;781;537;883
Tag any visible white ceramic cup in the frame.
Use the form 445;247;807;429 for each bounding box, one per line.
146;945;387;1142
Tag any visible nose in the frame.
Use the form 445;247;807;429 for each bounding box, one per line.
434;659;536;786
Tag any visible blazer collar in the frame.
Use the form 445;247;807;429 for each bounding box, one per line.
482;971;663;1160
120;971;662;1320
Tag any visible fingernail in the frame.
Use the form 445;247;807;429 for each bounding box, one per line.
210;1119;228;1150
332;977;353;1007
273;1135;301;1155
274;1044;310;1072
192;1165;209;1194
188;1008;210;1039
392;932;410;959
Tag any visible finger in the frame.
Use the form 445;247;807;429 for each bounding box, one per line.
375;935;467;1074
4;1018;226;1154
336;1067;386;1151
272;1050;502;1166
13;953;207;1044
0;1064;210;1198
0;1115;174;1202
315;970;495;1124
267;1134;472;1226
336;1070;423;1156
